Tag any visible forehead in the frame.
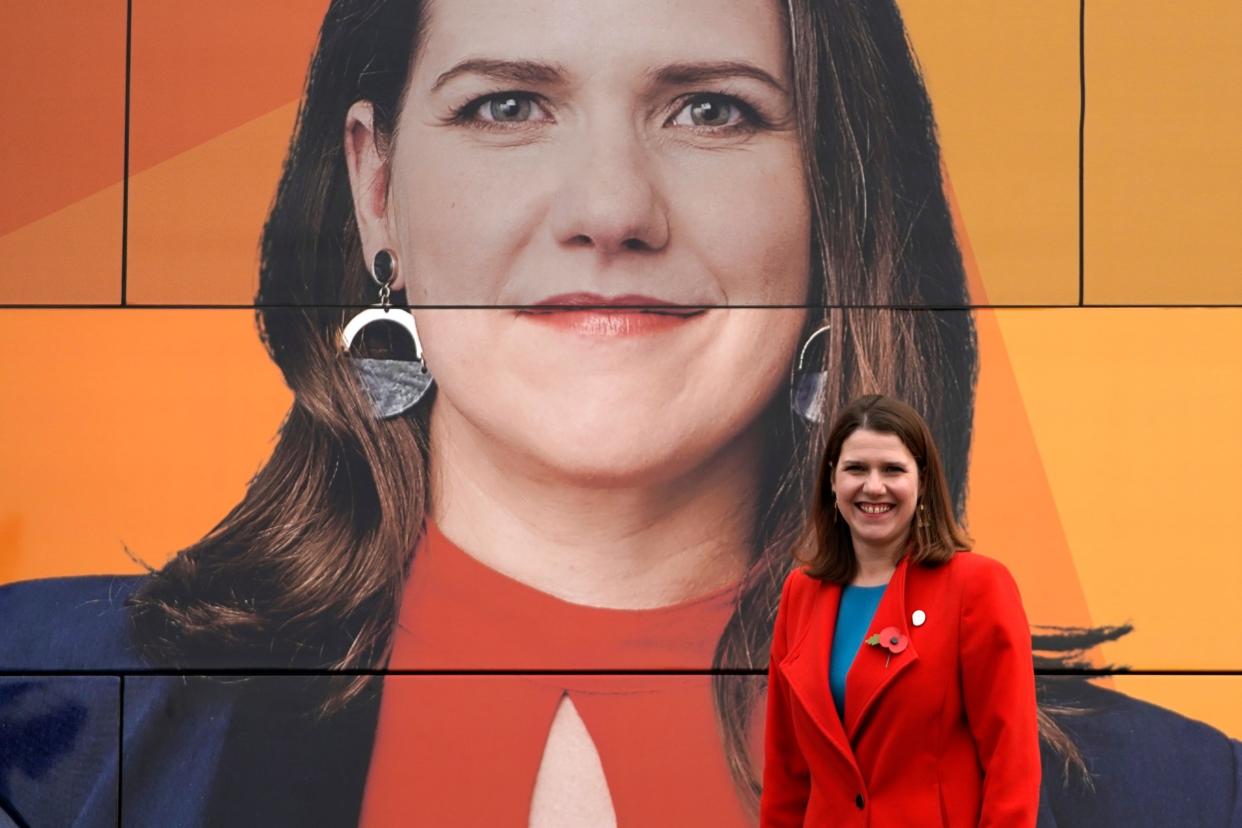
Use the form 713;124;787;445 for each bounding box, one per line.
413;0;789;84
838;429;916;462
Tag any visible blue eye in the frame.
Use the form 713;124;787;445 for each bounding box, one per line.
670;93;765;132
458;92;551;128
670;94;756;129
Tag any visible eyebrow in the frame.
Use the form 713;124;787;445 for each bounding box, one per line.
430;58;787;96
647;60;787;95
841;459;909;467
431;59;568;93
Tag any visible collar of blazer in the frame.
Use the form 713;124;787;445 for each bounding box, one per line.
778;552;923;770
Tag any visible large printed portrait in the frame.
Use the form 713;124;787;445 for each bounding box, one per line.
2;0;1241;825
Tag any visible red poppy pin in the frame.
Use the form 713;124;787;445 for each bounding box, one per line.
865;626;909;668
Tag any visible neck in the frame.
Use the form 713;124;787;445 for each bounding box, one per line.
850;533;908;586
425;402;760;609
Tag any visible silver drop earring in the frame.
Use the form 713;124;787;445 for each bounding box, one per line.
791;322;832;423
340;249;434;418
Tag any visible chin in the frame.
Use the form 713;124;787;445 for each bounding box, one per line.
448;385;760;487
529;427;715;487
851;526;909;547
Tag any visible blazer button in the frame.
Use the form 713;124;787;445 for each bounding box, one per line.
855;794;865;809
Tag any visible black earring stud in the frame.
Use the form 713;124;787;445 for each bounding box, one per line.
372;249;396;287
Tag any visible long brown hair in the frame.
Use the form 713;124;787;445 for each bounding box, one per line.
803;394;971;583
127;0;1102;818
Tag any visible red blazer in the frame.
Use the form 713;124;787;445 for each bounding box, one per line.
761;551;1040;827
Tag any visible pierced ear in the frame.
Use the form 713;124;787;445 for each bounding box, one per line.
344;100;403;290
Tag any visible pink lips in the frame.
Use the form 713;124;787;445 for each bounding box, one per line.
519;292;705;336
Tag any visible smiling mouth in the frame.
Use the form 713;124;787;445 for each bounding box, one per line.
856;503;895;515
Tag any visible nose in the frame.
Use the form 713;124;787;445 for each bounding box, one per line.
546;123;670;259
862;473;886;497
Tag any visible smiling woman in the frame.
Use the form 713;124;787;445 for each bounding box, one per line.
3;0;1238;826
762;395;1039;824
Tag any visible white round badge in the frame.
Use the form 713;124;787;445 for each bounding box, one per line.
911;609;927;627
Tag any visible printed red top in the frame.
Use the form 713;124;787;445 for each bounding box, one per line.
359;518;759;826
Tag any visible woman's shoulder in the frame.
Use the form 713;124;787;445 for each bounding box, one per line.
936;548;1013;578
772;567;824;631
0;574;149;670
779;563;824;601
929;549;1022;596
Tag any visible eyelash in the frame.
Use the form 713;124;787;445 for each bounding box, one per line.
446;90;771;134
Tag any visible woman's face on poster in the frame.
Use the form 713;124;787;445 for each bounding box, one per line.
348;0;811;484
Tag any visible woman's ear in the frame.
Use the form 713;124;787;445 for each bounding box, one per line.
344;100;404;290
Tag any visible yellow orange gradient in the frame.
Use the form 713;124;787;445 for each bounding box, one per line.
1086;0;1242;304
902;0;1080;306
126;105;298;305
0;186;122;304
0;311;289;584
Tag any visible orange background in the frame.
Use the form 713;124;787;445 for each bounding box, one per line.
2;0;1241;744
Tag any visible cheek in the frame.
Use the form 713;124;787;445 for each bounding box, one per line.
667;149;810;304
389;139;541;303
896;479;920;510
414;310;490;390
696;307;805;413
832;475;859;501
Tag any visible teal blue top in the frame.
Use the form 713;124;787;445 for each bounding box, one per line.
829;583;888;717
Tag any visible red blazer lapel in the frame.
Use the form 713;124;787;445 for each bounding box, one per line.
844;555;921;740
777;578;856;770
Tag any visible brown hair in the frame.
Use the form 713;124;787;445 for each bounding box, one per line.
124;0;1102;818
803;394;971;583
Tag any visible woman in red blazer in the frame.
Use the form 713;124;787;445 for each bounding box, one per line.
762;394;1040;826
